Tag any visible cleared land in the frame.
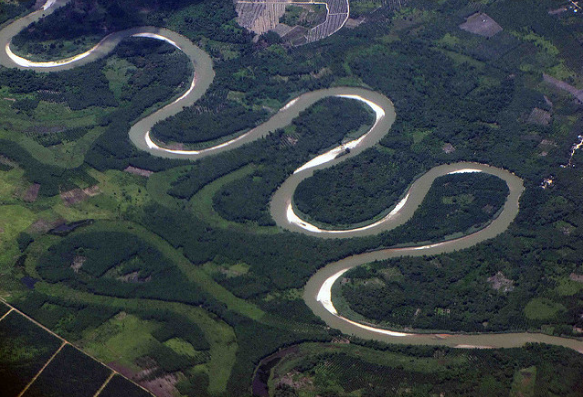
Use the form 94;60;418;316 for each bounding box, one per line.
2;0;583;395
0;303;153;397
99;375;153;397
235;0;349;44
22;344;111;397
0;311;61;397
460;13;503;38
543;73;583;102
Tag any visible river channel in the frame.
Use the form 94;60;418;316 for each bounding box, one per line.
2;0;583;353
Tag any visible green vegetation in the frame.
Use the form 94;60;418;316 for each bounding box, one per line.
510;366;536;397
10;0;245;60
0;0;35;26
82;313;171;368
151;95;268;146
384;172;509;241
295;159;507;228
189;164;278;233
1;0;583;395
0;37;191;174
0;204;36;268
213;97;374;226
263;342;583;397
279;5;327;29
524;298;566;321
293;145;427;226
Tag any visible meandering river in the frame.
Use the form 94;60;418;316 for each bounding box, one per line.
2;0;583;353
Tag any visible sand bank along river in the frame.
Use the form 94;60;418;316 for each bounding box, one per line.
3;0;583;353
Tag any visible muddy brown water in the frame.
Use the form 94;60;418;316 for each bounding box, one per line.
3;0;583;357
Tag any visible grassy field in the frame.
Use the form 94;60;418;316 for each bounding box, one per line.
103;57;136;101
0;204;36;271
2;1;583;396
13;215;247;394
31;282;237;395
524;298;566;321
81;220;266;321
509;366;536;397
80;314;161;370
146;166;191;211
164;337;201;358
0;88;107;169
0;167;28;204
0;156;265;395
0;302;157;396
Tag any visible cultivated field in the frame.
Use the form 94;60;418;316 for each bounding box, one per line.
0;302;153;397
235;0;350;44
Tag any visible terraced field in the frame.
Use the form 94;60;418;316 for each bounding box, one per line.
235;0;349;44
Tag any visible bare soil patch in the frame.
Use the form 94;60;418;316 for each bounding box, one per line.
272;23;293;37
117;271;152;283
71;256;86;273
109;359;180;397
460;13;502;38
481;204;494;214
277;370;313;391
543;74;583;103
0;155;18;168
527;108;551;126
548;6;568;15
442;143;455;154
124;166;154;178
487;271;514;292
539;139;557;147
29;218;65;234
83;185;101;196
235;0;349;45
139;373;179;397
23;183;40;202
60;188;89;206
345;16;366;29
28;125;66;135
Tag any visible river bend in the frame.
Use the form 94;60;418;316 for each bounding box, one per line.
2;0;582;353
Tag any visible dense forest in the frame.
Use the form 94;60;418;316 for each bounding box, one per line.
341;161;583;334
150;91;268;146
1;0;583;395
11;0;248;59
265;341;583;397
0;0;35;26
213;97;373;225
294;147;427;225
